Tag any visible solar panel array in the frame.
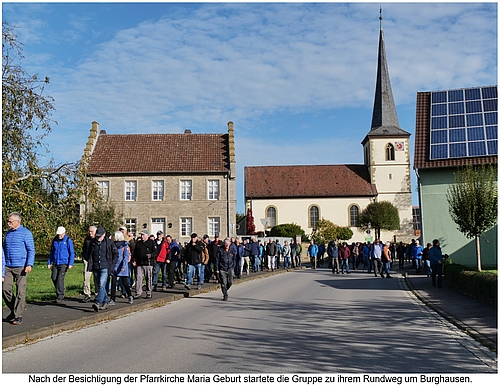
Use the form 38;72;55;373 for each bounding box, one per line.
429;86;497;160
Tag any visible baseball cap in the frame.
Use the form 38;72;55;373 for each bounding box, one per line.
95;227;105;237
56;226;66;235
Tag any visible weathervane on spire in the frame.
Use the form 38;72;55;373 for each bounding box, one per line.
379;6;383;31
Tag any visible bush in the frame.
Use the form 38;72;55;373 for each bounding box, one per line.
270;223;306;241
444;263;497;305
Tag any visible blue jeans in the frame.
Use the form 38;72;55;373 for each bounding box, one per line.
187;263;204;286
153;262;167;287
340;259;350;273
252;255;260;272
284;256;291;269
93;268;109;306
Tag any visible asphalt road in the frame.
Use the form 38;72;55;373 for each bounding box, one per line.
2;268;496;373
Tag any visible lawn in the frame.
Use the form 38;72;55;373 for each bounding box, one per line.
2;258;91;306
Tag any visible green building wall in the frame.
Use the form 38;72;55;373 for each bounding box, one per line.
418;168;498;269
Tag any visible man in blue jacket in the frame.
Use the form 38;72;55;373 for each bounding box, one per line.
3;212;35;325
48;226;75;303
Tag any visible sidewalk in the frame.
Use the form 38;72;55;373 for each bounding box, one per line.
3;265;498;355
404;270;497;354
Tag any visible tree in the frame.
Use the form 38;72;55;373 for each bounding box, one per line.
270;223;306;240
447;164;498;272
246;208;256;235
358;201;400;240
2;23;114;255
309;218;353;244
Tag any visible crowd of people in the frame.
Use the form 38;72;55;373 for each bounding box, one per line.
306;238;443;285
2;210;444;325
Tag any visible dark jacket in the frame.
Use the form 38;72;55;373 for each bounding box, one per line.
184;240;204;265
266;241;277;256
133;238;157;266
88;236;118;272
215;245;237;272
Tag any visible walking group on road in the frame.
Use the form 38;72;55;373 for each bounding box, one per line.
3;210;445;325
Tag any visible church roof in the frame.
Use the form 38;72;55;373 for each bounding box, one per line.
244;165;378;199
87;132;230;174
363;18;410;145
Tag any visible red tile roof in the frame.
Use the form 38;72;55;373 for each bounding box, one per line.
245;165;377;199
87;133;230;174
414;92;497;169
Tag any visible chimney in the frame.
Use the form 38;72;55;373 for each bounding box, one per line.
184;129;192;134
83;121;100;163
227;121;236;179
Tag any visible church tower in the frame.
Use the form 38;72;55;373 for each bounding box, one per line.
361;9;413;239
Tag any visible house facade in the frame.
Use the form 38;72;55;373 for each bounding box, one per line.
244;23;414;243
414;87;498;268
83;121;237;239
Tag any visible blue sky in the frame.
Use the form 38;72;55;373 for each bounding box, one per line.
2;2;497;213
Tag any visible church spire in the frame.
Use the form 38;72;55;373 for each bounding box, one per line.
367;8;408;137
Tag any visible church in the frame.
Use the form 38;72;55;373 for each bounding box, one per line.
244;18;414;243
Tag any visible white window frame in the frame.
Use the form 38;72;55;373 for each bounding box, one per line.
125;181;137;201
208;217;220;237
125;218;137;235
266;206;277;228
180;217;192;237
349;205;359;227
180;180;192;201
97;181;109;200
152;180;164;201
309;205;319;228
207;179;220;200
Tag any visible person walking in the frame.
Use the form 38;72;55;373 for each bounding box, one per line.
338;242;351;274
88;227;118;311
370;239;383;277
81;226;97;302
266;238;277;271
47;226;75;303
429;239;444;288
307;240;318;269
2;212;35;325
133;230;156;298
112;231;133;303
184;233;204;290
282;240;291;270
215;238;237;301
381;241;393;278
327;241;339;274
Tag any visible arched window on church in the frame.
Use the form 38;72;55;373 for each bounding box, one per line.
309;205;319;228
266;206;276;228
349;205;359;227
386;143;395;161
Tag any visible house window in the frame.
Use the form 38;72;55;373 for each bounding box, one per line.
386;143;395;161
152;180;164;201
125;181;137;201
97;181;109;200
125;218;137;235
349;205;360;227
266;207;276;228
180;217;192;237
180;180;192;200
208;217;220;237
309;206;319;228
208;180;220;200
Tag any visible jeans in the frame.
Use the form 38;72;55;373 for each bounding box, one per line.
340;259;350;273
252;255;260;272
283;256;291;269
187;263;204;286
425;260;432;276
153;261;167;287
381;261;391;276
93;268;109;306
431;263;443;287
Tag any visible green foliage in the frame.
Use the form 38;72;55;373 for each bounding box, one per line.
358;201;400;239
2;23;120;256
447;164;497;239
447;164;498;272
309;218;353;244
270;223;306;240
